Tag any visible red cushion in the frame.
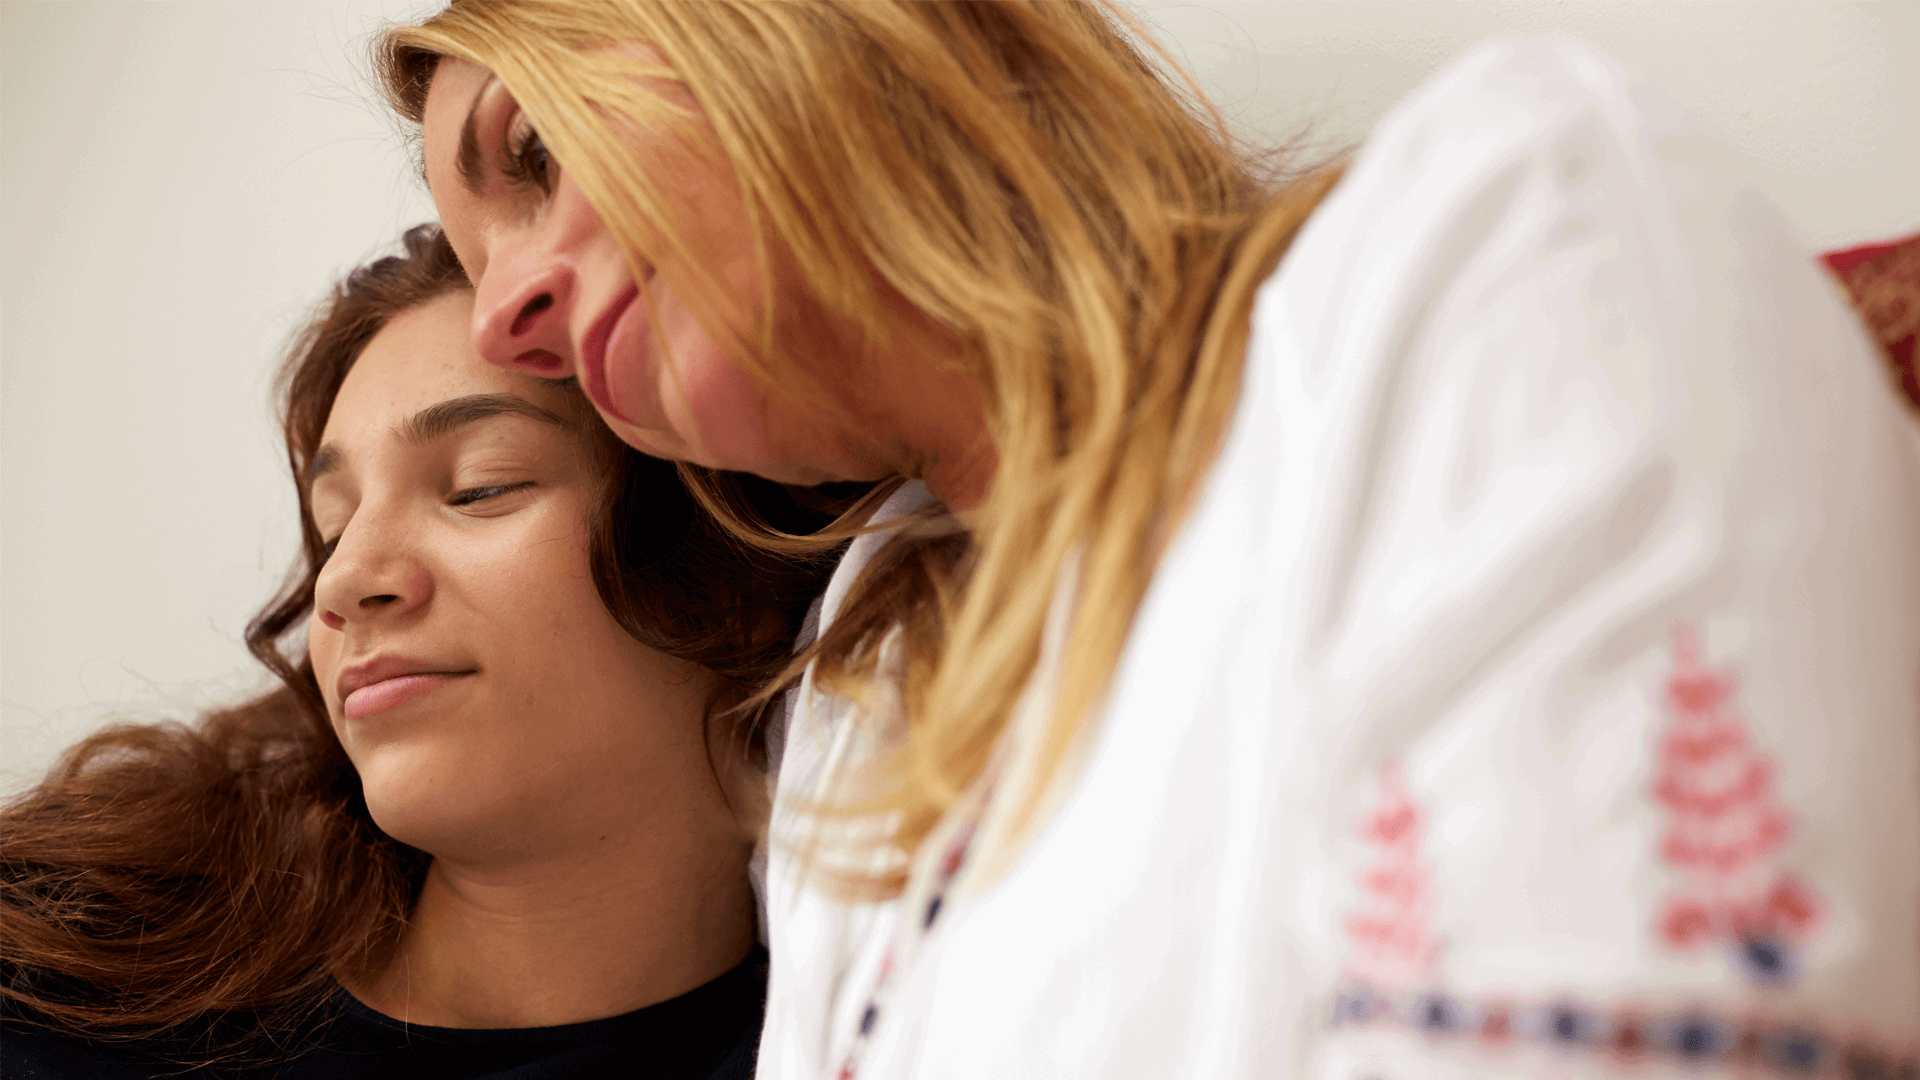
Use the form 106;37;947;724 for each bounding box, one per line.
1821;233;1920;413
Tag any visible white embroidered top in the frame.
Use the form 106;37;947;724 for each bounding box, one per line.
757;38;1920;1080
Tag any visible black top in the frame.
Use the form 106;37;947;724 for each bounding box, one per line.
2;949;765;1080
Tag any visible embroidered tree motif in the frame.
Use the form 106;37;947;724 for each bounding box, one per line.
1344;762;1440;990
1652;625;1821;982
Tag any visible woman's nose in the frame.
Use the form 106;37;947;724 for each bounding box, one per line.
472;243;577;379
313;517;434;631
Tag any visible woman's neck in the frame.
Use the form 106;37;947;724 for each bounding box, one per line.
342;830;757;1029
779;298;997;510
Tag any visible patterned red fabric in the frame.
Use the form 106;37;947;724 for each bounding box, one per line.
1651;625;1821;965
1822;232;1920;413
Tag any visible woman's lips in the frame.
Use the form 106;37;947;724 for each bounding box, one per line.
580;284;642;424
343;673;469;720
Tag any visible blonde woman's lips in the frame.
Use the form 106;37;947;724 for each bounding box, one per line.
580;283;641;424
342;673;469;720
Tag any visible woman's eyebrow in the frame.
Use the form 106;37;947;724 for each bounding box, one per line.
455;78;492;195
400;393;570;444
308;394;567;487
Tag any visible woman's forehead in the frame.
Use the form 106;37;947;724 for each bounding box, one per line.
420;58;504;285
421;58;493;202
324;294;569;440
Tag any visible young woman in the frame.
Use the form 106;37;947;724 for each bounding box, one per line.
1;225;844;1078
381;4;1920;1078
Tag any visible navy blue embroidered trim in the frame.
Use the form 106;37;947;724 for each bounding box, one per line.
1330;985;1916;1079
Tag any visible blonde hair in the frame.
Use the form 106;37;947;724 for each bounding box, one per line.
382;0;1340;891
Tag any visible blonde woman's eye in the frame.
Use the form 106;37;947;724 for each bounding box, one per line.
449;481;536;507
501;123;553;194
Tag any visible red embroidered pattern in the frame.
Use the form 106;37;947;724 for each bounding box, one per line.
1344;763;1441;988
1651;626;1822;971
1329;982;1917;1079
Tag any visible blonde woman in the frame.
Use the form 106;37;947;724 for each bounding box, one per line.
380;4;1920;1078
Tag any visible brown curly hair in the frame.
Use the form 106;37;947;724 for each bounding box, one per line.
0;224;847;1061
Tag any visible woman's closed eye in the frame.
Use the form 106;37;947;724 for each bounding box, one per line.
313;481;539;566
449;480;538;507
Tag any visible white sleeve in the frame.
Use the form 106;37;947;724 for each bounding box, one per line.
875;38;1920;1080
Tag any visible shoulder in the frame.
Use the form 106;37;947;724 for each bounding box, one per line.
1318;36;1688;222
1257;36;1728;347
1373;37;1668;148
1240;33;1839;505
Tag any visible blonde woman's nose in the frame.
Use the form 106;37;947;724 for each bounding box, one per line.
472;246;576;379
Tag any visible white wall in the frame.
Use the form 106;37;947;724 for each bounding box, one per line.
1132;0;1919;252
1;1;438;791
3;1;1916;794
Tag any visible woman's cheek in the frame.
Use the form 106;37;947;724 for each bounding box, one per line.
640;285;770;471
673;354;770;472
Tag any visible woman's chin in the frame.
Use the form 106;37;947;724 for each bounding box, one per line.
590;401;699;464
366;805;528;865
601;411;768;478
357;767;520;860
